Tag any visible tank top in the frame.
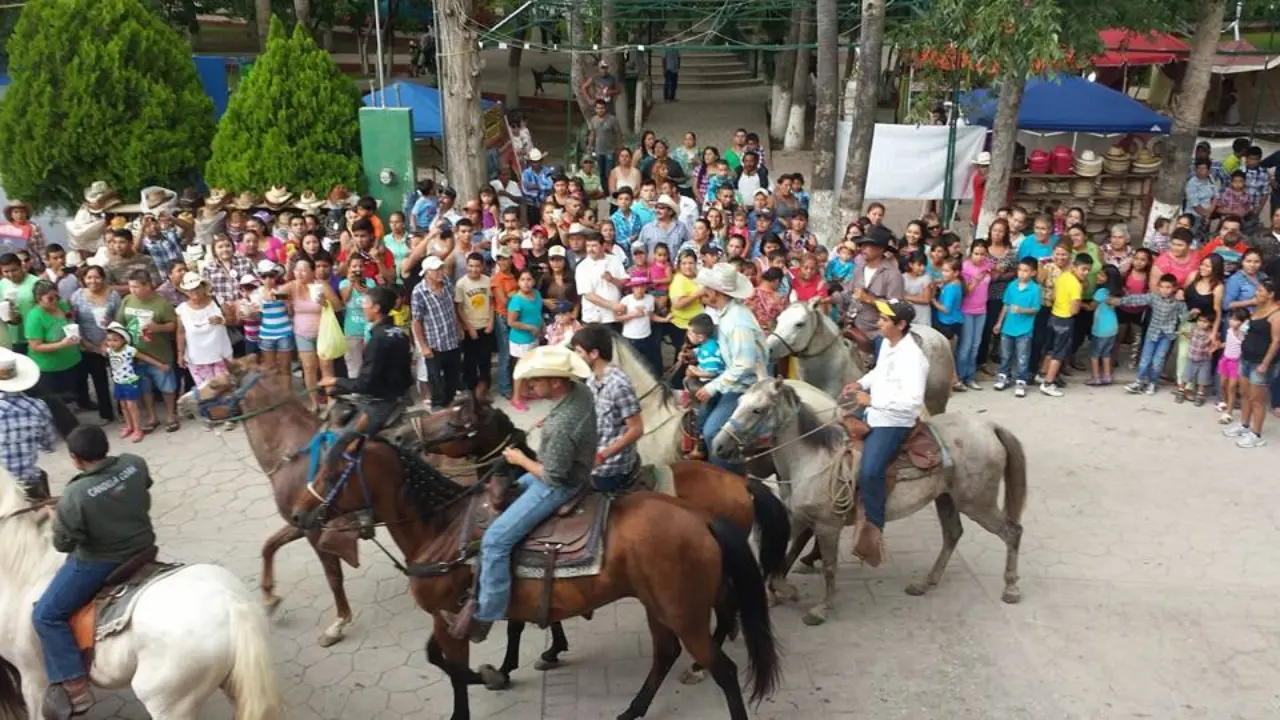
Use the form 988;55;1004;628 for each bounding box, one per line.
1120;271;1148;314
1241;309;1278;364
613;167;641;193
1184;281;1216;317
258;294;292;340
292;286;323;338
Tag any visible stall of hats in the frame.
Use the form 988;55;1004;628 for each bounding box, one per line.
1012;145;1162;235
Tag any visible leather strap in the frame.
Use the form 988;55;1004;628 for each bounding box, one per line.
538;545;560;628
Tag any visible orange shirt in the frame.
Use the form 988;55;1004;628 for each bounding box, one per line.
491;270;518;313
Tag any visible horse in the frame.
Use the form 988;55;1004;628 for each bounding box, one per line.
0;467;283;719
766;299;955;416
712;378;1027;625
413;390;792;685
286;414;783;720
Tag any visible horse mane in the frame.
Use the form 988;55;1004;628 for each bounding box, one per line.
779;383;845;451
390;443;474;523
0;468;61;590
604;326;676;410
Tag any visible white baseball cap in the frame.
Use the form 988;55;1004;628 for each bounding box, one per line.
421;256;445;273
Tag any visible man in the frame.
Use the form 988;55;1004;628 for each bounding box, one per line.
580;59;620;113
840;299;928;567
1185;161;1218;238
693;263;766;471
609;188;651;246
411;255;464;410
1242;146;1269;230
0;347;55;498
490;167;523;214
455;252;494;395
662;48;681;102
571;325;644;491
34;425;156;716
439;187;463;228
43;244;79;300
104;228;162;293
587;99;621;180
736;151;769;200
1;251;39;351
748;209;780;254
452;344;596;642
723;128;749;172
575;229;628;331
116;269;180;432
137;214;184;278
521;149;554;216
318;286;413;469
339;218;395;285
848;226;907;344
637;195;690;257
1200;215;1250;275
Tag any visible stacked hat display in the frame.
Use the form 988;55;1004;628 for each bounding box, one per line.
1074;150;1103;177
1101;146;1132;175
1070;177;1095;198
1130;148;1162;175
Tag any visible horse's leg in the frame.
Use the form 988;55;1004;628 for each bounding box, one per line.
680;594;737;685
426;616;484;720
617;612;683;720
680;629;750;720
906;493;964;597
963;505;1024;604
308;537;353;647
769;522;811;604
534;621;570;670
260;523;304;613
476;622;522;691
796;539;822;573
802;525;842;626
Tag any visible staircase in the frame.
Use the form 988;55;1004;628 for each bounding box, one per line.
647;50;757;90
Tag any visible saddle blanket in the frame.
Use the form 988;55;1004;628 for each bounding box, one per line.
71;564;188;649
462;492;612;580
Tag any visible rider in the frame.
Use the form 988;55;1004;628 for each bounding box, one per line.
570;325;644;492
841;299;928;567
452;345;597;642
318;286;413;471
693;263;766;472
0;347;56;499
846;225;905;359
33;425;156;717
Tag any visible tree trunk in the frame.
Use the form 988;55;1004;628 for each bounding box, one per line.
568;11;594;120
783;6;812;151
634;50;648;132
506;45;524;109
439;0;487;203
838;0;886;221
255;0;271;51
601;0;630;135
809;0;841;243
1150;0;1226;235
770;6;802;144
322;27;334;51
974;71;1026;239
292;0;311;29
382;0;397;79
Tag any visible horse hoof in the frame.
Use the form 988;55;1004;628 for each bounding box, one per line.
904;582;929;597
678;667;708;685
802;610;827;626
533;658;561;671
1001;587;1022;604
478;664;511;691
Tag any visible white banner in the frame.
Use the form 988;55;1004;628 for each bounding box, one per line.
834;122;987;201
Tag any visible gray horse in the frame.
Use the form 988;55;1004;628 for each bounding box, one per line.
766;299;954;416
712;378;1027;625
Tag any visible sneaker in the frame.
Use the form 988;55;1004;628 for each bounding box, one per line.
1236;432;1268;449
1215;401;1228;412
952;382;967;392
1039;383;1063;397
1222;422;1250;438
1194;393;1206;407
1034;374;1046;384
1014;381;1027;398
993;374;1009;391
1100;375;1113;386
964;380;983;391
1124;381;1145;394
1219;413;1234;425
1084;376;1103;386
1143;384;1157;396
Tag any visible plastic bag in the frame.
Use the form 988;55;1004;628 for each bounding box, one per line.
317;305;348;361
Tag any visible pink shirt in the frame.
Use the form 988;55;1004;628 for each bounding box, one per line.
960;259;992;315
1154;251;1199;287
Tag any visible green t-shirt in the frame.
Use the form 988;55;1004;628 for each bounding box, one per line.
115;293;176;364
23;302;81;372
1;273;39;346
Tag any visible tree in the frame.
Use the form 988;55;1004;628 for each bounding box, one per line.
206;17;362;193
769;5;802;144
437;0;487;202
255;0;271;49
601;0;630;135
783;4;813;151
810;0;841;242
838;0;886;222
0;0;214;212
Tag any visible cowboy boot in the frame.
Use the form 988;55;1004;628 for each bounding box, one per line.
852;503;884;567
43;678;93;719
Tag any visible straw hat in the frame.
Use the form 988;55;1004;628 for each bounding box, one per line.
1074;150;1103;178
0;348;40;393
178;271;207;291
1102;146;1132;175
177;187;202;209
528;148;546;162
1022;178;1049;195
512;344;591;381
263;185;295;210
205;188;231;210
1130;149;1162;175
104;321;132;345
1124;178;1146;196
695;263;753;300
1085;218;1108;233
655;194;680;212
1048;179;1070;195
1090;198;1116;216
3;199;31;222
1097;178;1123;198
1069;178;1095;198
295;190;326;212
182;246;206;267
83;181;123;212
139;186;179;215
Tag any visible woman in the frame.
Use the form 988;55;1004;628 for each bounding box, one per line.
383;213;414;280
509;113;534;166
609;148;642;199
1227;278;1280;448
288;258;343;410
646;139;688;187
635;130;658;176
706;208;728;245
772;177;801;224
1225;248;1265;314
977;218;1017;372
1101;224;1135;274
539;248;578;324
1065;206;1087;229
0;200;46;261
667;251;703;372
70;266;120;423
174;273;234;388
899;220;926;261
288;232;325;278
1178;254;1225;387
693;146;721;206
202;234;254;305
256;262;294;377
24;280;82;408
1154;230;1200;287
957;239;992;389
1032;243;1073;372
672;132;699;197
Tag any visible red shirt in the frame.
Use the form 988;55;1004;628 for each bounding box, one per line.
339;246;394;283
789;270;828;303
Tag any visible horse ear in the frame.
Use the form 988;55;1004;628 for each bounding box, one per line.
807;296;824;313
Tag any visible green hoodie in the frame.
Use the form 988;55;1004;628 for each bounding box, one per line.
53;454;156;564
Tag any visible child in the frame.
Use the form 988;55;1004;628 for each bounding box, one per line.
748;267;788;331
621;276;663;374
544;300;581;347
389;284;412;330
237;274;262;356
902;251;934;327
1115;273;1188;395
1144;216;1171;255
768;250;791;297
1218;308;1248;423
1085;265;1123;386
648;243;672;315
681;313;725;458
340;255;376;376
993;257;1041;397
704;160;735;209
227;209;247;245
1037;253;1090;398
789;253;828;307
825;242;856;286
957;240;992;390
1177;310;1216;406
104;321;170;442
927;241;949;282
507;269;544;411
933;257;965;390
700;244;722;269
630;242;650;281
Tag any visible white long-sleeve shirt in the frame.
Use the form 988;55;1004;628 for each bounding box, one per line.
858;333;928;428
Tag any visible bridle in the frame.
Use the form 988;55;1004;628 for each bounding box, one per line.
770;307;840;359
720;396;794;459
186;370;306;423
418;403;515;474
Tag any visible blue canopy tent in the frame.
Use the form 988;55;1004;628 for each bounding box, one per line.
960;76;1171;134
363;81;495;139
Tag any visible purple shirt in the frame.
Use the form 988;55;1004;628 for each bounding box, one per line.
960;258;992;316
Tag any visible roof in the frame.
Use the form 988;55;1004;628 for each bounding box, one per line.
1212;38;1280;75
1095;29;1188;68
362;81;496;139
960;76;1171;134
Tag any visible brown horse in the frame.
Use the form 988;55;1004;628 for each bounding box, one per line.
412;391;792;685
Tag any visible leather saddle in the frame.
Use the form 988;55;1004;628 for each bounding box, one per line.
69;547;184;655
841;417;947;497
462;482;611;581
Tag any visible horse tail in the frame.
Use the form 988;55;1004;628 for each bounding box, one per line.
993;424;1028;524
708;517;781;705
224;599;284;720
0;656;25;720
747;476;790;582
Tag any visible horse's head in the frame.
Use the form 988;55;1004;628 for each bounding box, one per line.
417;391;507;458
711;377;798;460
177;355;269;422
767;299;825;362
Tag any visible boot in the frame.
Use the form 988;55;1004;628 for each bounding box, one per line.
852;503;884;567
44;678;93;719
445;600;493;644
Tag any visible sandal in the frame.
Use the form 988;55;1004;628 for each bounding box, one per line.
164;421;181;433
141;421;160;434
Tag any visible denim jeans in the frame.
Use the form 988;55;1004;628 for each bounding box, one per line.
495;316;512;397
663;70;679;100
956;313;987;382
1136;330;1176;385
595;153;613;184
476;472;578;622
701;391;743;473
998;334;1032;382
33;556;119;683
857;425;913;528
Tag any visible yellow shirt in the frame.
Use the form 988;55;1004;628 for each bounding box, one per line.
1051;271;1082;319
669;273;703;329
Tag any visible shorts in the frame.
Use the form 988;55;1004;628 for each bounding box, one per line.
136;362;177;394
1089;334;1116;359
934;322;959;340
1217;356;1240;380
1046;316;1074;360
295;334;318;353
113;381;141;402
241;339;260;356
1239;359;1280;386
510;340;536;358
258;334;295;353
188;359;229;387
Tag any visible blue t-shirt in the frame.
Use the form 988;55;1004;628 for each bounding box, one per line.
1017;236;1057;262
506;291;543;345
1000;280;1040;338
694;337;726;376
936;281;964;326
340;278;376;338
1091;288;1119;338
825;256;856;284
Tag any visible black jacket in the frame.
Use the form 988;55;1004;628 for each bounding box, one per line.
333;319;414;400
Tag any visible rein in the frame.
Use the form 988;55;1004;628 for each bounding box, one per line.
728;396;862;462
0;498;58;523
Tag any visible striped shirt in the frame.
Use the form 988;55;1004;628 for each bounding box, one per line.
704;301;766;396
258;295;292;340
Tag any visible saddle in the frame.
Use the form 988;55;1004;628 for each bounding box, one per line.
69;547;185;655
841;417;947;498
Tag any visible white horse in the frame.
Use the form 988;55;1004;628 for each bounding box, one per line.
0;468;284;719
767;300;955;416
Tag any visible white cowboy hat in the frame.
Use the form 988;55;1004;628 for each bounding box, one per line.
255;258;281;276
566;223;589;236
263;185;295;209
695;263;753;300
0;348;40;393
104;321;132;345
513;344;591;381
655;194;680;212
178;271;207;291
974;151;992;166
548;245;567;257
528;148;546;162
83;181;123;212
294;189;326;212
139;186;179;215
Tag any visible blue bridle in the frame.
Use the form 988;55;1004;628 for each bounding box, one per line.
187;370;266;422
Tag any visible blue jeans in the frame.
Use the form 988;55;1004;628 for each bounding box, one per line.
998;334;1032;382
1136;330;1176;385
476;472;578;622
857;425;913;528
33;556;119;683
495;315;512;397
956;313;987;382
595;153;613;183
701;391;743;472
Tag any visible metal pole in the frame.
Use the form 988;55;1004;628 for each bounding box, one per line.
373;0;387;105
434;6;448;178
941;83;959;227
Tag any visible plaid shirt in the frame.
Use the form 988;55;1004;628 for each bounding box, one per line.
1244;165;1271;206
1187;325;1214;362
410;277;460;352
587;364;641;477
538;383;598;487
202;256;254;304
0;391;55;485
1215;187;1253;217
1116;293;1187;334
142;228;184;277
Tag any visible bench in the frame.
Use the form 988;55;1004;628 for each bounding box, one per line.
531;65;570;96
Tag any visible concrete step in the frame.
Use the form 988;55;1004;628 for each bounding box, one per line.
670;76;761;89
658;68;757;82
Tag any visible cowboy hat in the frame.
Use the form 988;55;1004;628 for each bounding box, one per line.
83;181;123;212
0;348;40;393
104;321;132;344
139;186;178;215
263;185;295;209
182;246;206;267
566;223;590;236
255;258;281;276
695;263;753;300
177;187;202;209
3;200;31;222
204;188;231;210
232;191;262;210
974;151;992;166
178;271;207;291
295;190;326;212
655;194;680;212
325;185;358;209
513;344;591;382
528;148;546;162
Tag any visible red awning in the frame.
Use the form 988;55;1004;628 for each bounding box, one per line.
1095;29;1188;67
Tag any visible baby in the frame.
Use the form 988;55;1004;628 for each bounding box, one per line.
545;301;581;347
